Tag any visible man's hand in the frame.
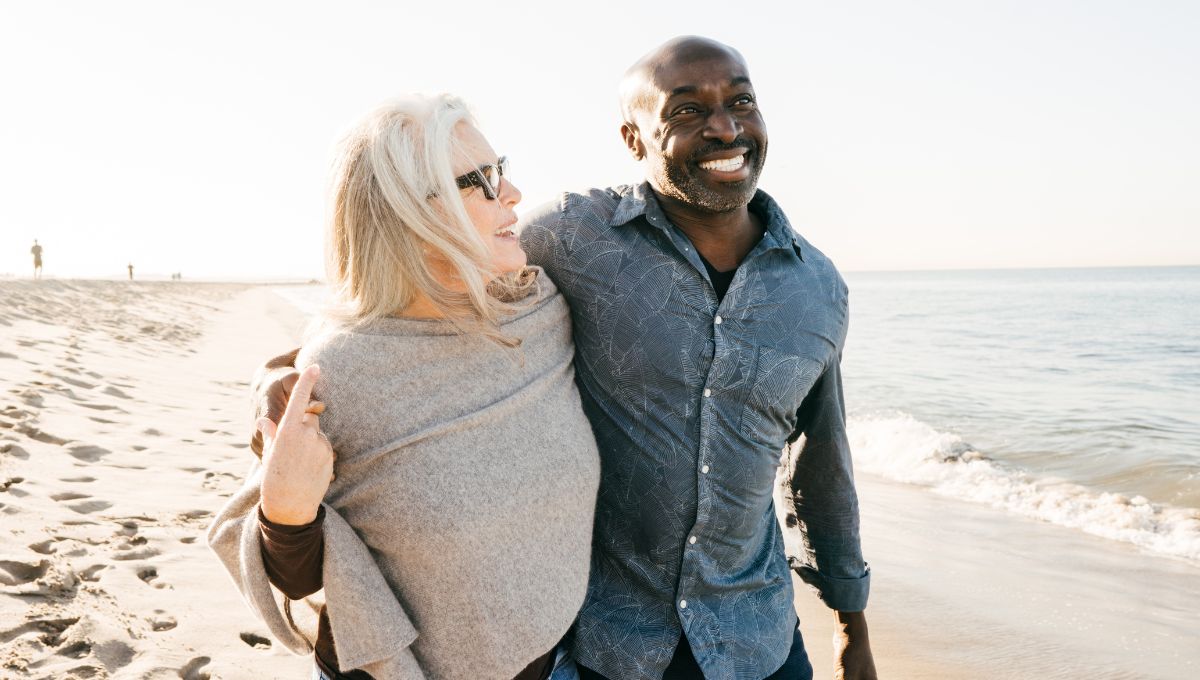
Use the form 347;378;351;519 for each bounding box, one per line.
258;364;335;525
833;610;878;680
250;348;301;457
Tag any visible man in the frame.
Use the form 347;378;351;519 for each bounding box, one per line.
516;36;875;680
31;240;43;279
251;36;875;680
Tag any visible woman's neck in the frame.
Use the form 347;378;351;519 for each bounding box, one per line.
399;293;446;319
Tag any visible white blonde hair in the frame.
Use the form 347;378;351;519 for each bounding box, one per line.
323;93;534;345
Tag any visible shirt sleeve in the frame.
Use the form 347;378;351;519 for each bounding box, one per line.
258;504;326;600
782;357;871;612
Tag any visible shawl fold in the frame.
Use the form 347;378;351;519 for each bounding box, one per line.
208;464;426;678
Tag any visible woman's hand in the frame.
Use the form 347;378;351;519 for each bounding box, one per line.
257;365;335;525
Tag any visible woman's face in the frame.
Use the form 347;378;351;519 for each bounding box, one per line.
452;123;526;275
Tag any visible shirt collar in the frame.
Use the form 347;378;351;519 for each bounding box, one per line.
609;182;804;262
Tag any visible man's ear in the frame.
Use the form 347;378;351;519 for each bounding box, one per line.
620;121;644;162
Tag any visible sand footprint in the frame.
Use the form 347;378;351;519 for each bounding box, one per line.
29;539;57;555
66;444;111;462
51;492;90;502
51;492;113;515
55;374;96;390
149;610;177;631
102;386;132;399
75;402;126;413
137;566;168;589
16;424;69;445
1;442;30;459
0;616;79;646
239;632;272;649
17;389;43;407
0;559;49;586
178;655;212;680
78;564;107;582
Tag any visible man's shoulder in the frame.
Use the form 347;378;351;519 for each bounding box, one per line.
518;184;635;233
789;230;849;303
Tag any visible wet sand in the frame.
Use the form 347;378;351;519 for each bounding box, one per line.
791;475;1200;680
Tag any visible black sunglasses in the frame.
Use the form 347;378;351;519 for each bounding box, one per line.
454;156;508;200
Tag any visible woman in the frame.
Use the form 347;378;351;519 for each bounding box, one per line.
208;94;600;680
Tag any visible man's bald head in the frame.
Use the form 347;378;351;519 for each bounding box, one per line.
619;36;748;123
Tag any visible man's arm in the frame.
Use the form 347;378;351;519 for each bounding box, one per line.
517;196;570;278
249;348;301;457
784;358;877;680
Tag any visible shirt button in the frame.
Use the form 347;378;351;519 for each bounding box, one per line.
714;315;723;325
701;465;710;474
689;536;697;545
703;388;711;398
679;600;688;609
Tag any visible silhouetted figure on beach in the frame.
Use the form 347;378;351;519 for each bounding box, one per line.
127;263;134;281
31;240;43;279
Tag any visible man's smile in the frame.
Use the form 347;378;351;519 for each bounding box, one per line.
697;151;750;180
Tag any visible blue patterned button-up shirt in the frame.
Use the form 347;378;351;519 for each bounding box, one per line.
519;183;869;680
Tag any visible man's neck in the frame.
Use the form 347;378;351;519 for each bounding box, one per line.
653;188;764;272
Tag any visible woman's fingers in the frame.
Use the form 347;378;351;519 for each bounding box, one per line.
256;417;278;450
280;365;321;430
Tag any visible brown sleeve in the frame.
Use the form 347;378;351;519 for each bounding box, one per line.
258;504;325;600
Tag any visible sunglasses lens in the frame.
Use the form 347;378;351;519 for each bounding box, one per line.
483;165;501;193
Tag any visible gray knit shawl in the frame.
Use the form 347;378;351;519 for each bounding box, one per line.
209;272;600;679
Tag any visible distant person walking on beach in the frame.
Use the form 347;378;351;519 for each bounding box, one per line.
127;263;134;280
31;240;43;279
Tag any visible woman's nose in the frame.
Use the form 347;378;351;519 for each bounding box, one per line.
500;177;522;207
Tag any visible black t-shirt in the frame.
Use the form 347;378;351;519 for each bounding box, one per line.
697;251;737;301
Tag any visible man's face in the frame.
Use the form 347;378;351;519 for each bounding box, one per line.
627;50;767;213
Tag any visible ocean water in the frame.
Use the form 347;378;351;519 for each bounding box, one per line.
841;266;1200;563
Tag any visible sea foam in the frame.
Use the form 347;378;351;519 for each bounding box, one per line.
848;412;1200;563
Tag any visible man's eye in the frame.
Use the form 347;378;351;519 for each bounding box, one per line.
733;95;756;107
672;106;701;116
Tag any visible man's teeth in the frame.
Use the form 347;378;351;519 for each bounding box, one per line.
699;155;746;172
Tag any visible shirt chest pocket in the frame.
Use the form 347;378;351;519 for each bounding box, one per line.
739;347;826;449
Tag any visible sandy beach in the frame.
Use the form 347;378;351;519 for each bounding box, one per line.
1;280;311;679
3;279;1198;679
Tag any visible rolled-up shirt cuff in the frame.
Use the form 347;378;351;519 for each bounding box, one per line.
791;558;871;612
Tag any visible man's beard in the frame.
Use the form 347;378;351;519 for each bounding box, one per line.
657;138;767;213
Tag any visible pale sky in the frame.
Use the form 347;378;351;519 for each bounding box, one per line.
2;0;1198;279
